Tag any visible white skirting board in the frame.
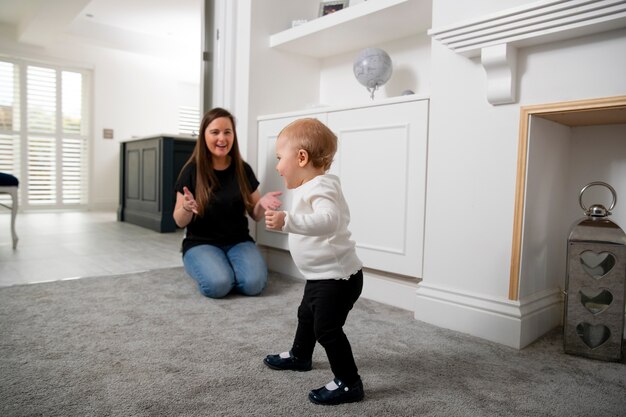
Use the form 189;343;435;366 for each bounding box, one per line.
414;282;563;349
359;270;417;312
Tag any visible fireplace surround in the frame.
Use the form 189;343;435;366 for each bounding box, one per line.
413;0;626;350
510;95;626;305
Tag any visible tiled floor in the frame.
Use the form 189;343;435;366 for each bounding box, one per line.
0;211;184;287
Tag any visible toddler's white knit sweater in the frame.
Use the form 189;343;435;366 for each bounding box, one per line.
282;174;362;280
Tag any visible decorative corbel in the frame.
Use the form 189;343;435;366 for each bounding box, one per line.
481;43;517;105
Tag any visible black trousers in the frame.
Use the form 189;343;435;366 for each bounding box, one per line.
291;269;363;385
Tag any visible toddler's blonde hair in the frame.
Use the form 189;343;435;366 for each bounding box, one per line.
278;118;337;171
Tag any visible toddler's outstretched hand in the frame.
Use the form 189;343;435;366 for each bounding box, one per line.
265;210;286;231
259;191;283;211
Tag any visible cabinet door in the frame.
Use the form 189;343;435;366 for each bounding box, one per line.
328;100;428;277
256;113;327;250
125;138;160;214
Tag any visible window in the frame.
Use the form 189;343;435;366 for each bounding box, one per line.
0;58;90;208
0;61;20;176
178;105;200;136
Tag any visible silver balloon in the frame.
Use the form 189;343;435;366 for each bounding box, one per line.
353;48;393;99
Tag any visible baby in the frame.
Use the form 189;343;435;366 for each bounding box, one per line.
263;118;364;405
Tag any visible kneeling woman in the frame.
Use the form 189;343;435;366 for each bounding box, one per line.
174;107;281;298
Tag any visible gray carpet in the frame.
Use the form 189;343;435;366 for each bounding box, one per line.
1;267;625;417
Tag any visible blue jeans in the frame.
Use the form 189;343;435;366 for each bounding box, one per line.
183;241;268;298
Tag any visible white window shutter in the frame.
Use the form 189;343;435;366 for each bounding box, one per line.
0;61;20;176
61;71;87;204
27;66;57;205
1;59;90;209
178;105;200;136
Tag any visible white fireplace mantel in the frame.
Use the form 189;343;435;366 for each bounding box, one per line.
428;0;626;105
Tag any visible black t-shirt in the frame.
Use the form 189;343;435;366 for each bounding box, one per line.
175;161;260;254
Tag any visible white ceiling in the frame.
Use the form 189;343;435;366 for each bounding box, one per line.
0;0;203;57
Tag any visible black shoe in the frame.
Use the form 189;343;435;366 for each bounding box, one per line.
308;378;364;405
263;351;312;371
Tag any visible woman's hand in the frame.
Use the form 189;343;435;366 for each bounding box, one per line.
258;191;282;211
265;210;286;231
174;186;197;228
182;186;199;214
251;190;282;221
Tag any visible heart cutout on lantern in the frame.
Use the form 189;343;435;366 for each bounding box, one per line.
579;251;616;279
579;288;613;315
576;322;611;349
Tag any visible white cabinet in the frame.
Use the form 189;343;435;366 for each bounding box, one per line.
240;0;433;279
256;96;428;278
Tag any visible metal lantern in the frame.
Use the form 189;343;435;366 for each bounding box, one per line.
563;181;626;361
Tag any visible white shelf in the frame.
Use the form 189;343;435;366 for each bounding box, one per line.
269;0;431;58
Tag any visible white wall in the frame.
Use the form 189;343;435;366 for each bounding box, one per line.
424;41;520;299
0;33;200;210
568;124;626;230
238;0;320;166
518;28;626;105
519;117;571;299
319;33;431;107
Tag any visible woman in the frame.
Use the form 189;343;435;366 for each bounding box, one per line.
174;107;281;298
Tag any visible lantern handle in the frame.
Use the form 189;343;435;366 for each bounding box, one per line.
578;181;617;214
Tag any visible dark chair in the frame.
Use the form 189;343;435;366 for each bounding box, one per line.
0;172;19;249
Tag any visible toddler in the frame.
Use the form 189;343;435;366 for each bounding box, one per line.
263;118;364;405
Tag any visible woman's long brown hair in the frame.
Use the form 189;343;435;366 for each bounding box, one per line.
178;107;253;217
